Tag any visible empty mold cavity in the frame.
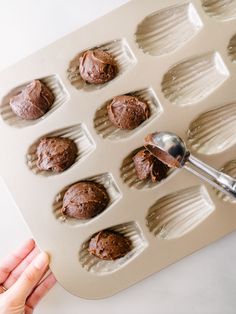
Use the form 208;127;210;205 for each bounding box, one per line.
146;185;214;240
79;222;146;274
67;39;136;91
94;87;162;140
201;0;236;21
135;3;203;56
120;146;173;190
53;173;121;226
27;124;95;176
0;75;69;128
228;34;236;62
161;52;229;106
188;102;236;155
215;160;236;203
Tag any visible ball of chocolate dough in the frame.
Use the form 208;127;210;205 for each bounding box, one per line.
79;49;118;84
107;95;150;130
36;137;77;173
88;230;132;260
9;80;55;120
133;148;169;182
61;181;109;220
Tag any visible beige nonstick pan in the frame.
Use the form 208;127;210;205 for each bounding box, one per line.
0;0;236;299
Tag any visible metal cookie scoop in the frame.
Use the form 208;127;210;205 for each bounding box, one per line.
144;132;236;198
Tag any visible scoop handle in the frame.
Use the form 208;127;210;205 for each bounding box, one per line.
184;155;236;198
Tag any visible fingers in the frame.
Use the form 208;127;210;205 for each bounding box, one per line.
4;246;40;289
0;285;7;293
26;273;56;312
9;252;49;302
25;305;34;314
0;239;35;284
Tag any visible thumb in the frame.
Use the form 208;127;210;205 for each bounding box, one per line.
9;252;49;302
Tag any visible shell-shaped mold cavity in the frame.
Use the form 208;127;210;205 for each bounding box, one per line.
146;185;214;240
215;160;236;203
27;124;95;176
162;52;229;106
67;39;136;91
79;222;147;274
94;87;162;140
53;173;121;226
188;102;236;155
0;75;69;128
135;3;203;56
201;0;236;21
228;34;236;62
120;147;173;190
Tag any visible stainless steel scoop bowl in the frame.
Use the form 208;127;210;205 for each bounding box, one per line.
144;131;236;198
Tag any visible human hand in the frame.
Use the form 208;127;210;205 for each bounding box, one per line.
0;239;56;314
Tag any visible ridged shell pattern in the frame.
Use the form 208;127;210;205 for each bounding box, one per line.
52;173;121;226
161;52;229;106
146;186;214;240
228;34;236;62
201;0;236;20
215;160;236;203
79;222;146;274
135;3;203;56
187;102;236;155
27;124;95;176
67;39;136;91
94;87;162;140
0;75;69;128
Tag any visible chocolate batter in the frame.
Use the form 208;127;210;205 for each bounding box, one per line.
61;181;109;220
107;95;150;130
88;230;131;260
79;49;118;84
10;80;55;120
36;137;77;173
133;148;169;182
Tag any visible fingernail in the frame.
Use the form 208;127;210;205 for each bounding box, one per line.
32;252;49;269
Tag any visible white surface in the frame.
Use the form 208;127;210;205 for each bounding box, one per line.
0;0;236;313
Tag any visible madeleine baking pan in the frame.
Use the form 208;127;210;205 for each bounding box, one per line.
1;0;236;299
